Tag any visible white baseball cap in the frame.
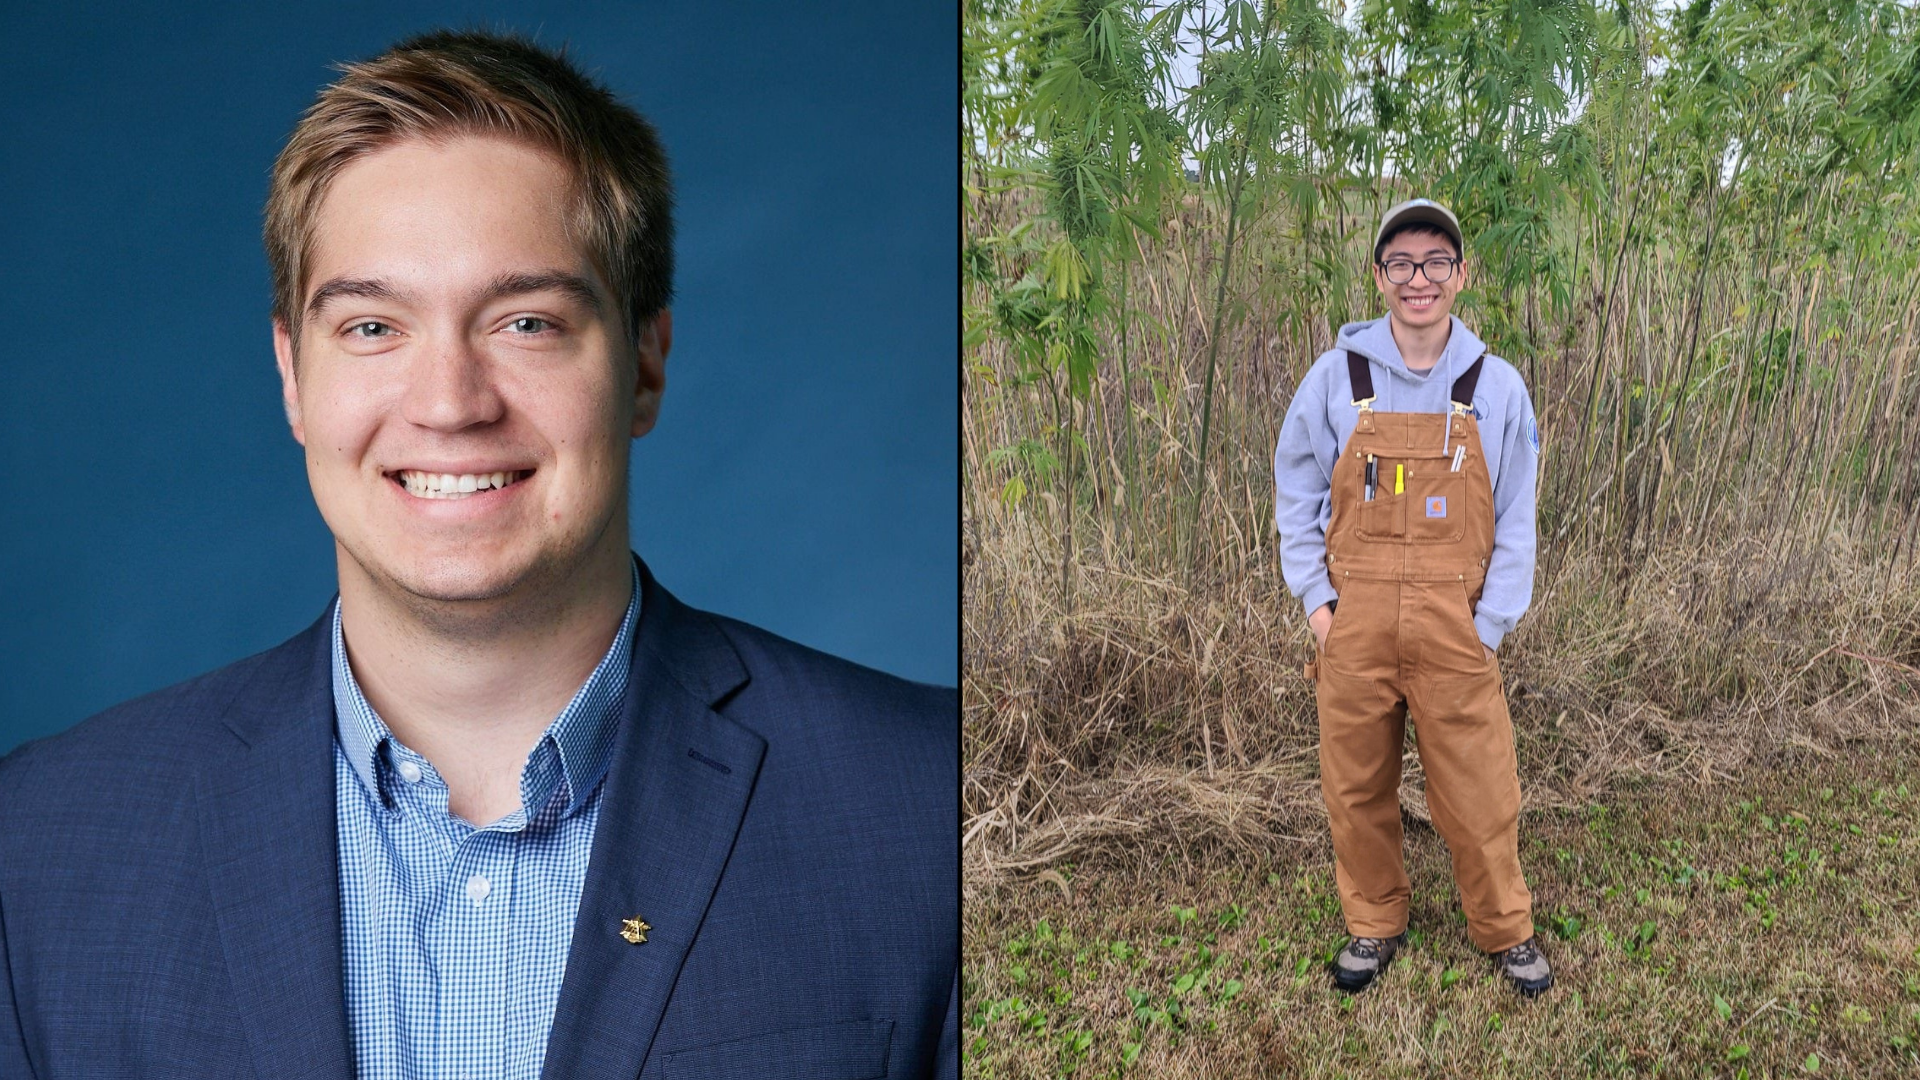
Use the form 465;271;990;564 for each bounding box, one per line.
1374;198;1463;259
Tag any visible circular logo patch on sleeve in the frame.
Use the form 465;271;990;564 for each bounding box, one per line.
1527;415;1540;454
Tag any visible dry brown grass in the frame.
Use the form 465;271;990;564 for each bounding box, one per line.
964;502;1920;884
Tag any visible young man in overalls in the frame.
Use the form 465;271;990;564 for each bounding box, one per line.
1273;199;1552;996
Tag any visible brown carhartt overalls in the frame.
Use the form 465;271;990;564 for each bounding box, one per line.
1304;352;1533;953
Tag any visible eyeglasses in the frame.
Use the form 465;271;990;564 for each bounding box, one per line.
1377;257;1459;285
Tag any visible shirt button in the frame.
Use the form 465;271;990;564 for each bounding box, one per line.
466;874;491;903
396;760;422;783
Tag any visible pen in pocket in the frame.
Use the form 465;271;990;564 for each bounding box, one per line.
1364;454;1376;501
1451;445;1466;472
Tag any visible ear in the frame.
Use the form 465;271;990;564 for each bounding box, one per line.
1453;257;1470;293
272;318;306;445
1371;261;1389;295
630;308;672;438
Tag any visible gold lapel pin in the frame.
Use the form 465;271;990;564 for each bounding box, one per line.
620;916;652;945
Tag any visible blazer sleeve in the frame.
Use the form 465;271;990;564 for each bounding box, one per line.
0;884;38;1078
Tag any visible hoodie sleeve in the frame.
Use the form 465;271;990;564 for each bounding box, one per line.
1273;356;1342;619
1474;375;1540;650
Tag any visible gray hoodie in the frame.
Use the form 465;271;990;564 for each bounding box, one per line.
1272;314;1539;650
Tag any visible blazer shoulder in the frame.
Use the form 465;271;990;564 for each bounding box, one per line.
0;617;327;802
703;611;956;743
690;611;957;872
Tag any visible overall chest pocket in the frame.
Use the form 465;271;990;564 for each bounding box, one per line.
1405;462;1464;544
1354;448;1463;544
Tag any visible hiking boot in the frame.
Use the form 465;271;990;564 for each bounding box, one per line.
1329;932;1406;993
1493;936;1554;997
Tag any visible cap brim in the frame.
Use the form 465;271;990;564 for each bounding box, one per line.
1376;207;1462;254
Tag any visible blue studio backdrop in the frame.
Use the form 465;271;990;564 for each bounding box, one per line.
0;1;957;753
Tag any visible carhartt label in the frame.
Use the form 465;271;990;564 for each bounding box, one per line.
1426;496;1447;518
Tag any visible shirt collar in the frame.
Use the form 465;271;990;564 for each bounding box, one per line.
332;559;640;819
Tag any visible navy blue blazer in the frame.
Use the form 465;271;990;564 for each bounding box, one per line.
0;560;958;1078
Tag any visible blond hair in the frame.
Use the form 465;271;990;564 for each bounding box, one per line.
264;30;672;345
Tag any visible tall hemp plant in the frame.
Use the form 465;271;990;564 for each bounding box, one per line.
963;0;1056;534
971;0;1183;606
1653;0;1920;568
1029;0;1184;559
1183;0;1346;571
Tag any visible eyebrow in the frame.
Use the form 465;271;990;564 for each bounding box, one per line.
303;270;605;323
479;270;605;315
305;277;416;322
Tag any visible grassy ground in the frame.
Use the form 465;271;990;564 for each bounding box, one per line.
962;743;1920;1078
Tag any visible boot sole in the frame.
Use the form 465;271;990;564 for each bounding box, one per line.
1507;972;1553;998
1329;949;1398;994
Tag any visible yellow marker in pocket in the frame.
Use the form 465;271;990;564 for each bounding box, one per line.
1394;464;1404;495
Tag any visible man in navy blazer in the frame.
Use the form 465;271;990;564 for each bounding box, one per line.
0;30;956;1080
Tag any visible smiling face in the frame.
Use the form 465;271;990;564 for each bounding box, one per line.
273;134;668;619
1372;226;1466;333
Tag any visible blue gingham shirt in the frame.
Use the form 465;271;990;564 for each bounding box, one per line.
331;566;638;1080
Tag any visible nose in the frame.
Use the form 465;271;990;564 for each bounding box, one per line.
400;332;505;432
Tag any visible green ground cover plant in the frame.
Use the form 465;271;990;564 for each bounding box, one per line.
964;749;1920;1077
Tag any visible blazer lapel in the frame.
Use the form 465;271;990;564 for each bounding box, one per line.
195;614;355;1080
540;562;764;1080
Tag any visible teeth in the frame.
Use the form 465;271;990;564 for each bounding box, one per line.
395;470;526;499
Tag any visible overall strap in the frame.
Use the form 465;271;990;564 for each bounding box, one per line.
1450;353;1487;412
1346;351;1375;410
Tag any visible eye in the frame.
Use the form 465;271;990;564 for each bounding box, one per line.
347;321;394;339
507;316;553;334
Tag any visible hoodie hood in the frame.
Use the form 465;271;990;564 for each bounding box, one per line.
1332;314;1486;414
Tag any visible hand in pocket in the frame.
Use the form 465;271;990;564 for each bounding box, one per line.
1309;604;1333;652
